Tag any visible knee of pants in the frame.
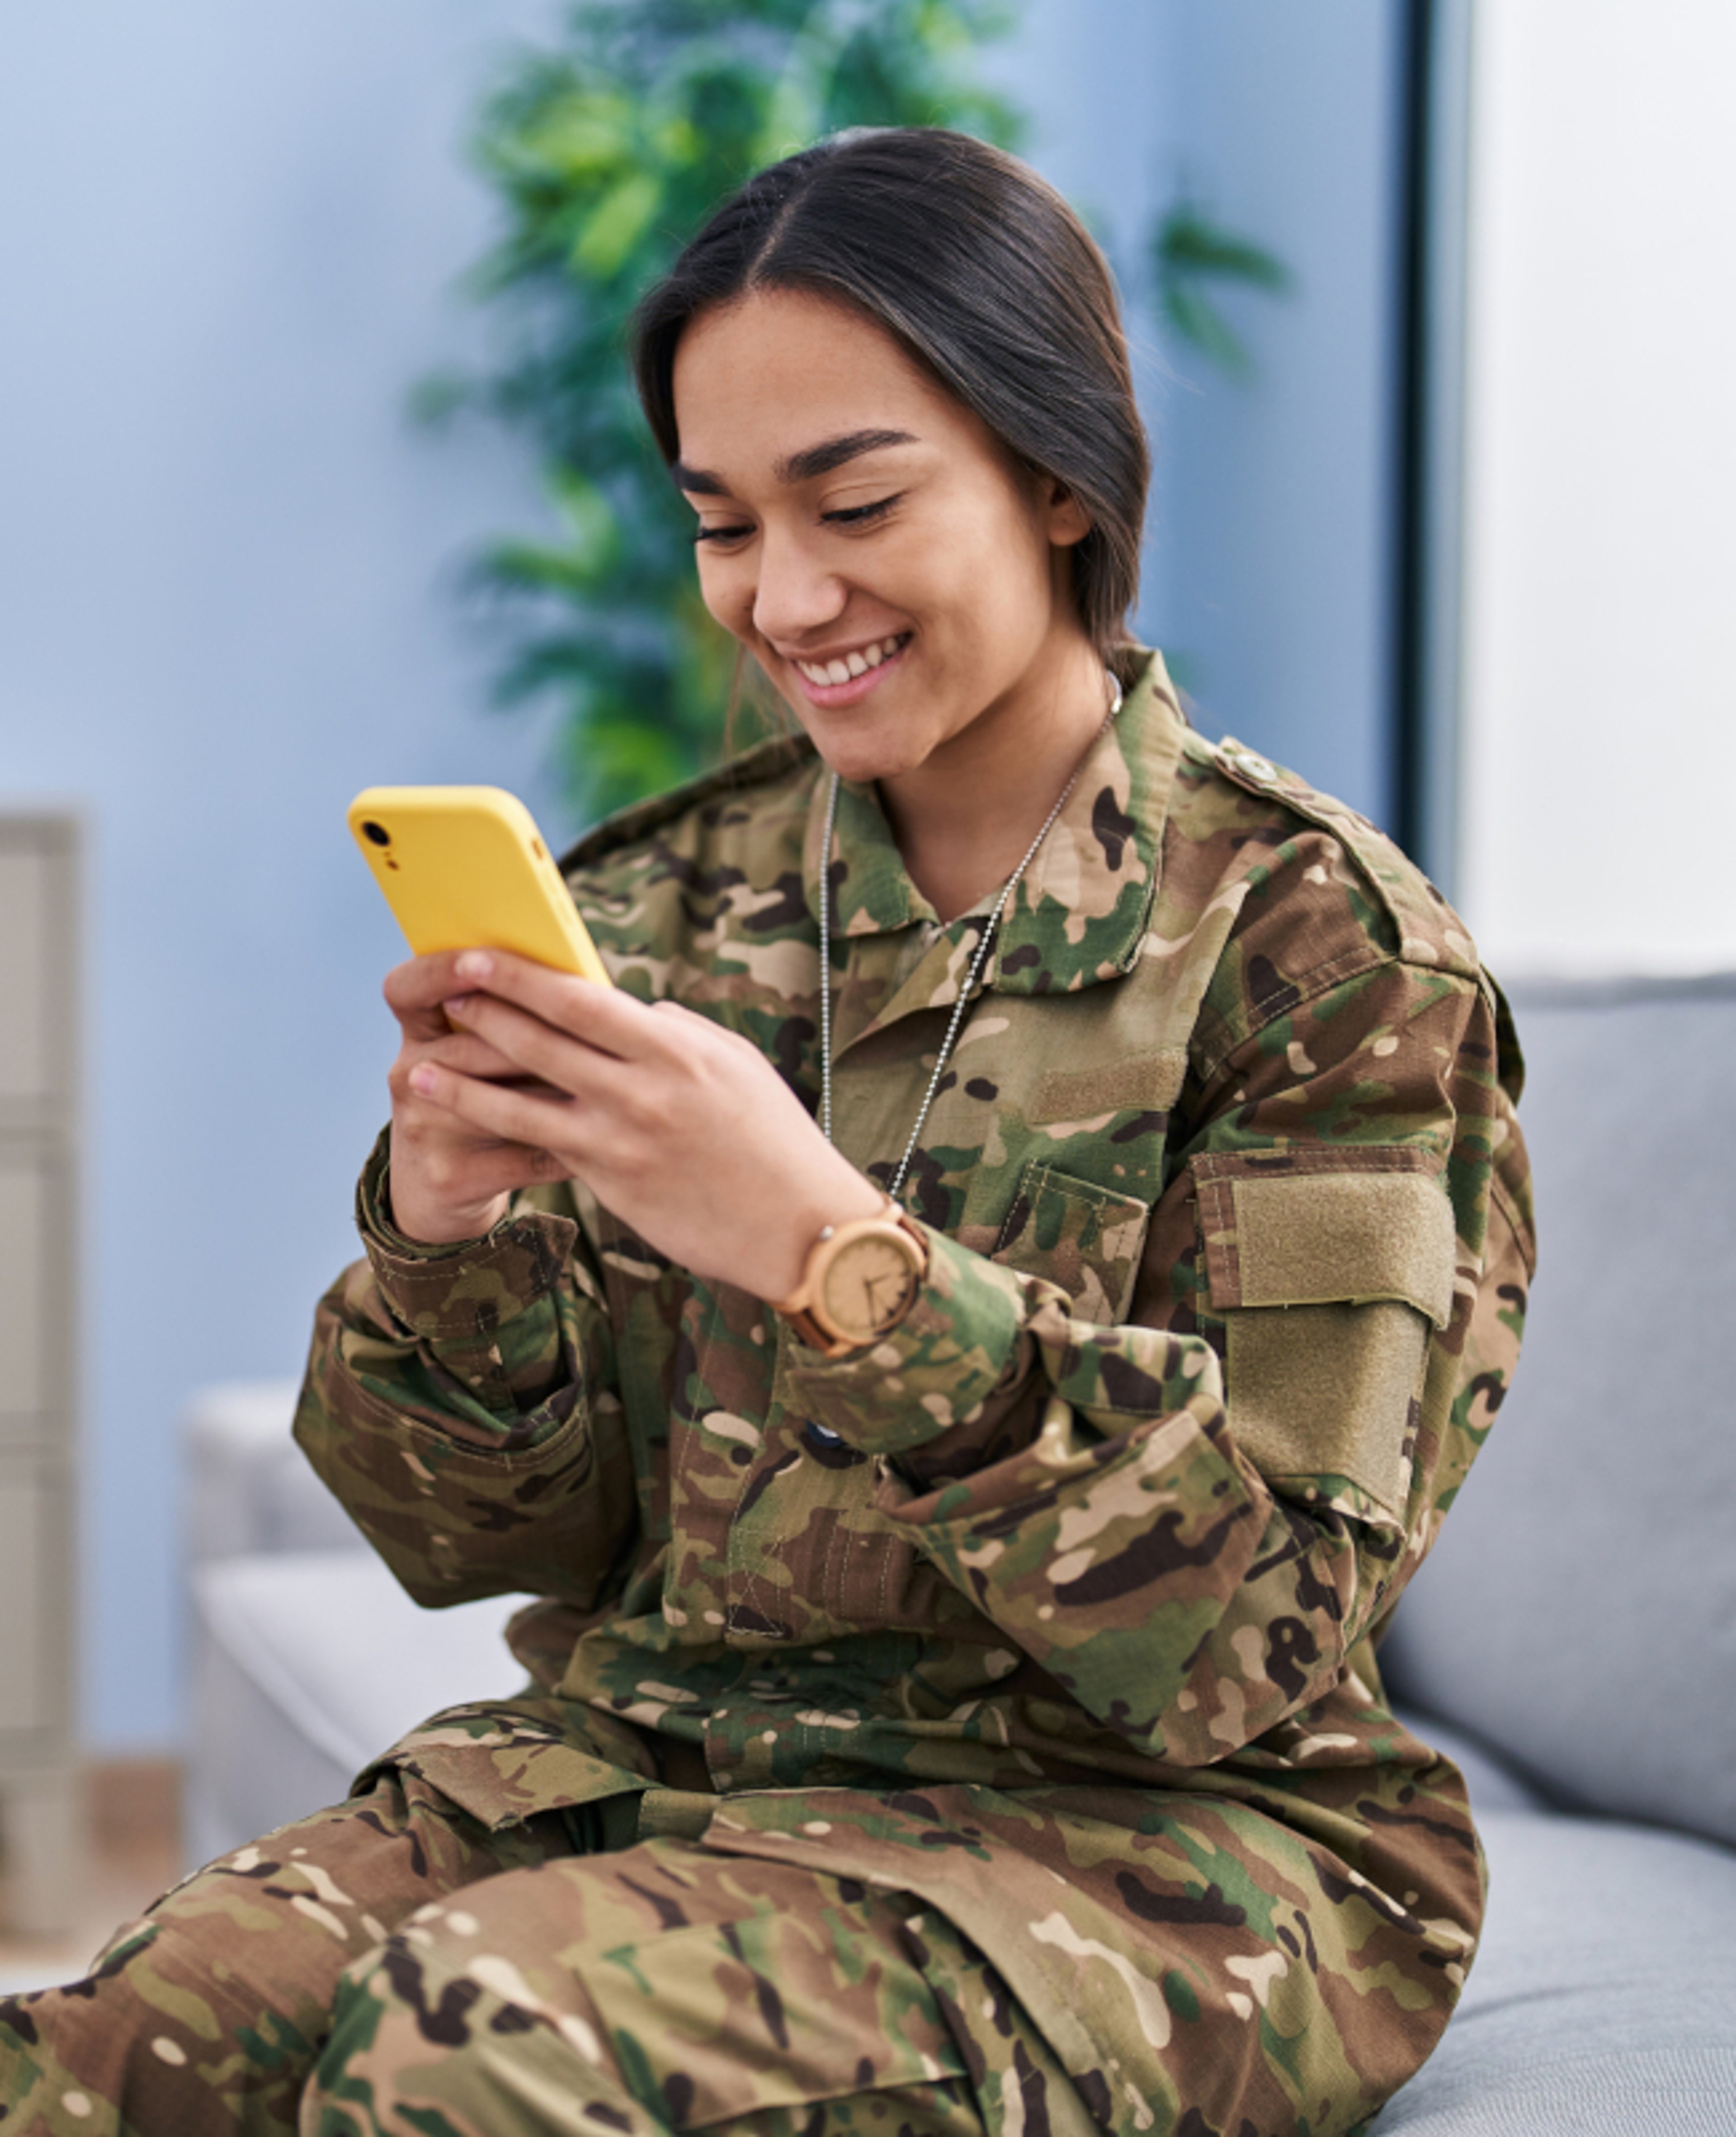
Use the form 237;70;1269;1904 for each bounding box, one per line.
306;1927;650;2137
305;1852;972;2137
0;1921;330;2137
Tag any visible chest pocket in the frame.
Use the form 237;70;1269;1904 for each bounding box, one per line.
1193;1148;1456;1524
991;1161;1152;1327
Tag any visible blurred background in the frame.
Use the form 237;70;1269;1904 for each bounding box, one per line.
3;0;1734;1952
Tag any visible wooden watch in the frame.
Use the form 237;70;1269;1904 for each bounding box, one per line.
774;1198;929;1358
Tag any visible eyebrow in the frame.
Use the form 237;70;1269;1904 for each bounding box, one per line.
672;427;918;496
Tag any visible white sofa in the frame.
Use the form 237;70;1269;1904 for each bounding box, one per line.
182;1382;523;1867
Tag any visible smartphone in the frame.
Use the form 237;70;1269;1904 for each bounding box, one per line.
346;785;613;986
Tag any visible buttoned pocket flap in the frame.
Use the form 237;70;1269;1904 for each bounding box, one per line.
993;1162;1151;1326
356;1698;650;1831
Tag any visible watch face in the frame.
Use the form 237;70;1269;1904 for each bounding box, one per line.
821;1228;923;1340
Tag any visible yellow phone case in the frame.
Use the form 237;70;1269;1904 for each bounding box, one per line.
346;785;612;986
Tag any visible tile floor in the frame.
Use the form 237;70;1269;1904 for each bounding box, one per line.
0;1762;181;1994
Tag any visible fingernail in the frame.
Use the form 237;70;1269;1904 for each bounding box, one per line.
444;993;472;1016
409;1064;437;1095
455;950;493;979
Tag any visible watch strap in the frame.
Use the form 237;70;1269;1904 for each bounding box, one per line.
781;1301;843;1357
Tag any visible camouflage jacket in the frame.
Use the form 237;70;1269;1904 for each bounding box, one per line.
296;650;1533;2123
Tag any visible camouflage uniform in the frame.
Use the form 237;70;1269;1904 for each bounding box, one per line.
0;651;1533;2136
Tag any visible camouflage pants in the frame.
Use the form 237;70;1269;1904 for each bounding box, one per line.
0;1772;1001;2137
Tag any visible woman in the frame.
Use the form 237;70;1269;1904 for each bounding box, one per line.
1;128;1532;2137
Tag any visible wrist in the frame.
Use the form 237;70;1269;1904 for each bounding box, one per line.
384;1163;511;1249
782;1226;1024;1456
752;1169;886;1304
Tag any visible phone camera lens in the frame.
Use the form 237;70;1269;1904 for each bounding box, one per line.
361;820;390;847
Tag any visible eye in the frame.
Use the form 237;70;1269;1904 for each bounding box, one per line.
693;522;754;546
823;494;901;528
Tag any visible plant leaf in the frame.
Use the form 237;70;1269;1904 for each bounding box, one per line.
1152;203;1292;379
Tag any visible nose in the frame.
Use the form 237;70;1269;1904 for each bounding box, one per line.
750;524;847;647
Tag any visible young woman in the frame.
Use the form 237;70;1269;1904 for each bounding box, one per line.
1;128;1533;2137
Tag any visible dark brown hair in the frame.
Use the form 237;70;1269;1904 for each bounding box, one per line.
632;128;1149;659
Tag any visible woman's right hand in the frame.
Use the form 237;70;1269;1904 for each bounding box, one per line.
382;951;570;1244
378;945;884;1295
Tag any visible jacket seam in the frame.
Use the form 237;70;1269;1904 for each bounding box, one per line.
1198;946;1469;1087
1487;1166;1538;1278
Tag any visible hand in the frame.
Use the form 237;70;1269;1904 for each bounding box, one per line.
383;948;884;1299
382;948;557;1247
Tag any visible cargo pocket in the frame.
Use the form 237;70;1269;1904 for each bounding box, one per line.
992;1161;1153;1326
354;1694;653;1831
1192;1148;1456;1522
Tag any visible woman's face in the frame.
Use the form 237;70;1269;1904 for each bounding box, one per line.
670;288;1095;789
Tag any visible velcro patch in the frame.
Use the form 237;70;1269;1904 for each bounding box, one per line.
1227;1300;1424;1518
1196;1155;1455;1329
1029;1048;1189;1123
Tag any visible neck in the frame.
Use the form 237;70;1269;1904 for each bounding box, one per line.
878;636;1113;923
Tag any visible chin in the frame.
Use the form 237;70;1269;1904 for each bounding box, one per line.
806;728;934;788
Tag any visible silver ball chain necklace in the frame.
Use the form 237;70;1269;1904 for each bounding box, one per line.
816;668;1125;1199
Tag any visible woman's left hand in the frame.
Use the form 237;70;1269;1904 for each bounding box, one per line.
411;948;883;1300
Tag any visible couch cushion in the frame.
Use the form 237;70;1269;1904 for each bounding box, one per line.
1381;975;1736;1849
1369;1808;1736;2134
184;1380;362;1563
187;1550;524;1863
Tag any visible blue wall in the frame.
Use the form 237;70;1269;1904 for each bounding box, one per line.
990;0;1407;823
1;0;563;1750
0;0;1404;1752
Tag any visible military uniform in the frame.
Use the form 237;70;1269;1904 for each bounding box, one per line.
0;652;1533;2137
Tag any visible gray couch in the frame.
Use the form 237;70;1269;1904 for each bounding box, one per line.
1370;974;1736;2132
183;976;1736;2133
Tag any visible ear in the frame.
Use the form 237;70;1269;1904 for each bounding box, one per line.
1043;478;1092;549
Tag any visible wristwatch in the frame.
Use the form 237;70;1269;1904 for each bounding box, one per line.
774;1197;929;1358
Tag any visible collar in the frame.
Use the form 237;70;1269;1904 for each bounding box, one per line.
802;648;1184;999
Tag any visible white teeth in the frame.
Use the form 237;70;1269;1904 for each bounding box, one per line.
797;634;906;685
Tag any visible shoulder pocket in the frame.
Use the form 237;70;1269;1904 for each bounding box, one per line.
1192;1149;1455;1520
992;1161;1151;1326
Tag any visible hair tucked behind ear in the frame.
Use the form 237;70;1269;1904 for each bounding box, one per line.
632;128;1149;662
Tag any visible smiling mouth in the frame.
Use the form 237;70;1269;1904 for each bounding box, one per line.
791;633;911;687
